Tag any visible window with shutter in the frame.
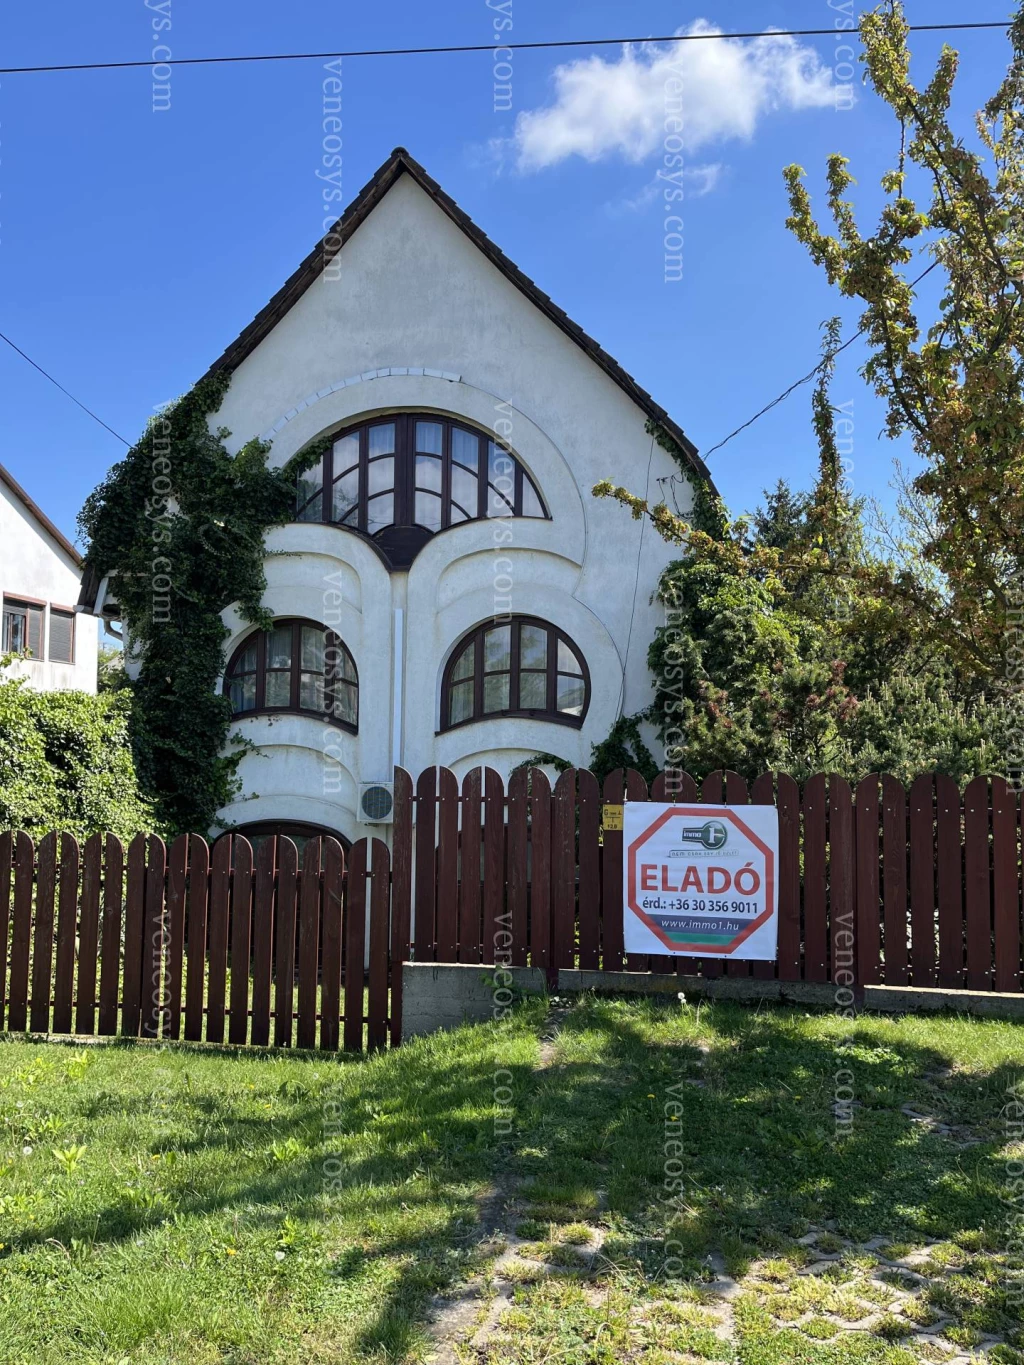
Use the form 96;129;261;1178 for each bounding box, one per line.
49;608;75;664
1;599;44;658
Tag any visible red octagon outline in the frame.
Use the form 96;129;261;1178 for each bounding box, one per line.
627;805;776;955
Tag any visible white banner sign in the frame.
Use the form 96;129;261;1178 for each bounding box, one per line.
623;802;779;960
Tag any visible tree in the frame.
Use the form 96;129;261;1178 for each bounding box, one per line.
0;661;158;841
784;1;1024;682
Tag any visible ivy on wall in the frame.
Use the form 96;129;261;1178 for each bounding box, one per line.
78;376;321;837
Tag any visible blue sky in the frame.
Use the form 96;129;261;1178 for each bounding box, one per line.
0;1;1012;549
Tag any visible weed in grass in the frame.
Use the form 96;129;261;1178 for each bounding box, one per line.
874;1313;914;1340
802;1315;840;1339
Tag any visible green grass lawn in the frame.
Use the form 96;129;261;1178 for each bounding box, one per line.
0;996;1022;1363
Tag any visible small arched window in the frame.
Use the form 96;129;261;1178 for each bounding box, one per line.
295;414;548;568
441;617;589;731
225;619;358;731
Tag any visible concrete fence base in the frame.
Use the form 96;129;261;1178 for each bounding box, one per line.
400;963;1024;1040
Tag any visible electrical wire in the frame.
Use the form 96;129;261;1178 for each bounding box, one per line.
703;260;942;460
0;329;131;446
0;22;1009;77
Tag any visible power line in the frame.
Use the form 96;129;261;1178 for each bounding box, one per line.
0;330;131;446
703;260;942;460
0;22;1009;76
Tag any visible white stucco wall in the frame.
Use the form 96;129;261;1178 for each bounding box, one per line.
209;171;694;842
0;480;98;694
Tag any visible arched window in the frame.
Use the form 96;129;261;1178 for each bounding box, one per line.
224;619;358;731
295;414;548;568
441;617;589;730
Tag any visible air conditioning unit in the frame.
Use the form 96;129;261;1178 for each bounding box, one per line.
359;781;395;824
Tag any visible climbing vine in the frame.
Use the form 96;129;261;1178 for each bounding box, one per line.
78;376;321;836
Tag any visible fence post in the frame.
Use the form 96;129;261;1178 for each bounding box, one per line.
551;769;577;979
390;769;414;1048
140;836;167;1040
881;776;909;986
320;837;345;1051
367;838;390;1051
344;840;368;1052
829;776;856;992
52;833;80;1034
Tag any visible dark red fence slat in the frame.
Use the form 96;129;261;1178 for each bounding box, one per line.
854;777;881;987
52;833;80;1034
458;768;482;963
164;834;189;1041
551;769;577;973
507;768;529;967
207;835;233;1044
750;773;777;981
97;835;124;1035
803;774;828;983
776;774;802;981
600;771;625;972
722;772;750;979
414;767;438;960
320;838;344;1052
367;838;390;1052
577;769;602;970
482;767;505;961
344;839;368;1052
121;833;148;1038
909;774;936;986
390;768;414;1047
30;832;58;1033
652;771;701;976
529;770;552;970
936;774;964;988
250;836;275;1047
7;834;34;1032
699;773;726;979
0;832;11;1025
76;833;103;1035
140;836;167;1040
882;776;909;986
229;837;253;1045
184;837;211;1042
296;837;321;1050
963;776;992;992
992;779;1021;992
435;768;459;962
829;776;856;989
273;837;299;1047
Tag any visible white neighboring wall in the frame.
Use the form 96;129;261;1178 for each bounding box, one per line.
209;164;696;845
0;469;98;694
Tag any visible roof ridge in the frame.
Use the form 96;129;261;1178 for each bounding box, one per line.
204;146;711;487
0;460;82;567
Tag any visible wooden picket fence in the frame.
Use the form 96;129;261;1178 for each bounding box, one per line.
0;767;1021;1054
0;830;399;1052
403;767;1024;994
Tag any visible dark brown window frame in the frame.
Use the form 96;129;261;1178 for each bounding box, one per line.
294;412;549;570
440;615;590;733
2;596;45;659
223;618;358;732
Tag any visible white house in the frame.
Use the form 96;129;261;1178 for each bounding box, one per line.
83;149;711;845
1;462;98;694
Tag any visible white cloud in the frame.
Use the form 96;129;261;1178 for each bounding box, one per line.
514;21;838;173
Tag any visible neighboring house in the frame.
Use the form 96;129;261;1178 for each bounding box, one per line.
81;148;711;845
0;462;98;694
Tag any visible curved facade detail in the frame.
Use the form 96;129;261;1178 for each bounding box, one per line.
185;149;704;844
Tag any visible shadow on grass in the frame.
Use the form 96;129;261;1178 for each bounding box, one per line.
5;996;1021;1357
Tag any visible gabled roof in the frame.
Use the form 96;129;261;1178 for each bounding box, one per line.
205;147;711;486
0;460;82;567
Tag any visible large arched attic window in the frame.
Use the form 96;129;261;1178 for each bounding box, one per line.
294;413;548;568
